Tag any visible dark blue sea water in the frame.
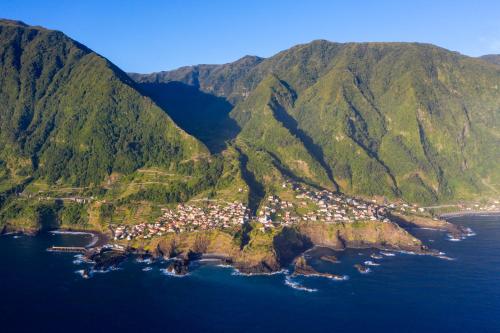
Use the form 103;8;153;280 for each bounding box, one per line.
1;215;499;333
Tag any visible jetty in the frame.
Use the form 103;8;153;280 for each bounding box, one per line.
47;246;88;254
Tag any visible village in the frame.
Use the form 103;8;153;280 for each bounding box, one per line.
111;180;403;241
112;201;250;240
256;181;391;228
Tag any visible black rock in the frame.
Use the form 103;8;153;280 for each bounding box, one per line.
166;259;189;275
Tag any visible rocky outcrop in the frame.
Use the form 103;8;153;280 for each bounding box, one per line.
293;255;345;279
0;224;38;236
297;220;428;253
135;219;440;274
320;255;339;264
273;227;313;266
234;259;281;274
86;248;127;271
389;212;467;237
166;259;189;276
354;264;370;274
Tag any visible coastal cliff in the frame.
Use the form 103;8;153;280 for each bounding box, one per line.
297;220;427;252
127;219;431;274
389;212;467;237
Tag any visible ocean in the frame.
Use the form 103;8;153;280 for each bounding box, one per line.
1;215;499;333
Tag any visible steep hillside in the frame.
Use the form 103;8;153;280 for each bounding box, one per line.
134;41;500;203
480;54;500;66
129;55;263;104
0;19;207;187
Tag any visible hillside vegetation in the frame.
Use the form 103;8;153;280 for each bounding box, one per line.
0;20;498;234
135;40;500;204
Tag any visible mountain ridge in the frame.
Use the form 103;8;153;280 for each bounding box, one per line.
132;40;500;204
0;19;209;187
0;20;498;217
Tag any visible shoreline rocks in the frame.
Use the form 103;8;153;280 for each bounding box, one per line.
86;247;128;271
166;258;190;276
389;212;469;239
320;255;340;264
354;264;370;274
293;256;345;280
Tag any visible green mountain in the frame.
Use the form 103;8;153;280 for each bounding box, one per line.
133;40;500;204
0;19;498;215
0;19;207;187
480;54;500;66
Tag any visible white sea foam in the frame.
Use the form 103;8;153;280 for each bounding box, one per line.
296;273;349;281
398;250;417;255
447;235;462;242
160;268;189;277
51;230;92;235
136;257;153;264
370;254;383;259
437;255;456;261
284;276;317;292
75;269;90;278
198;258;221;262
231;269;289;277
91;267;122;274
50;230;98;247
380;251;396;257
364;260;380;266
142;267;153;272
464;228;476;237
73;254;85;265
322;274;348;281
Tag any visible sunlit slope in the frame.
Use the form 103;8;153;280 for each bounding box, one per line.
0;19;207;187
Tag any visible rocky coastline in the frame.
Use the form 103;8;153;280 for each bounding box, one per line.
292;255;346;280
2;214;469;276
388;212;470;238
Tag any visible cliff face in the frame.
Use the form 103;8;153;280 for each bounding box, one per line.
133;220;429;273
297;221;425;252
389;212;466;237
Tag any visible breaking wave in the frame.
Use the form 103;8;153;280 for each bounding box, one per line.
160;268;189;277
284;276;317;292
231;269;289;277
364;260;380;266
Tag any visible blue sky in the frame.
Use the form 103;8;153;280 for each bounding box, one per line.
1;0;499;72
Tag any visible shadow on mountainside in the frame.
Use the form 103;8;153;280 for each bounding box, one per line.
234;146;265;215
136;81;240;153
269;93;339;191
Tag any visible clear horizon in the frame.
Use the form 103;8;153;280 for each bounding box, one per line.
1;0;500;73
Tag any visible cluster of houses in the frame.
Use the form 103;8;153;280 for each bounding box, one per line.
115;179;486;240
453;202;499;212
112;201;250;240
256;181;391;228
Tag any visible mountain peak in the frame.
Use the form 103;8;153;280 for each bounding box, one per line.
0;19;29;27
